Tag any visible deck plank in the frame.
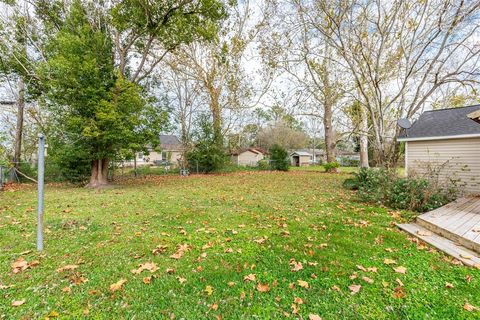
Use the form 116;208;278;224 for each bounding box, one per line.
421;198;480;228
397;223;480;267
415;196;480;254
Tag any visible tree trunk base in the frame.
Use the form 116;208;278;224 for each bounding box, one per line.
87;158;110;188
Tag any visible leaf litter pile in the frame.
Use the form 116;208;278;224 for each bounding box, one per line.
0;171;479;319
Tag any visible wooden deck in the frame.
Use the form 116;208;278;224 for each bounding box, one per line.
398;196;480;267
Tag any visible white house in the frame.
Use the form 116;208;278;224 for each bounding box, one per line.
230;148;267;166
397;105;480;193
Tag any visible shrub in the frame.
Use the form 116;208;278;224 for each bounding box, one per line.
324;161;340;173
338;157;360;167
257;159;270;171
187;116;228;173
344;168;456;212
269;144;289;171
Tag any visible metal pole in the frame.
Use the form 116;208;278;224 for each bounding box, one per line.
37;134;45;251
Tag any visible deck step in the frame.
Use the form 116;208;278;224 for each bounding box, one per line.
417;216;480;254
397;223;480;268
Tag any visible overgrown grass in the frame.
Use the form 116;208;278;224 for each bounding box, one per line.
1;171;479;319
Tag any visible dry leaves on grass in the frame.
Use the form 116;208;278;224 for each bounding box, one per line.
205;285;214;296
290;259;303;272
464;303;479;312
11;300;25;307
152;245;168;255
348;284;361;295
383;258;397;265
143;277;152;284
110;279;127;292
393;287;406;299
243;274;256;282
362;276;374;284
177;277;187;284
257;283;270;292
297;280;309;289
56;265;79;273
393;266;407;274
62;287;72;293
11;258;37;274
309;315;322;320
170;244;190;260
131;262;159;274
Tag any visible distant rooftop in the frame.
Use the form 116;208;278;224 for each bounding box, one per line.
398;105;480;141
159;134;183;150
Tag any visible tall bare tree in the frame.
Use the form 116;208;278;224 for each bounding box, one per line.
305;0;480;164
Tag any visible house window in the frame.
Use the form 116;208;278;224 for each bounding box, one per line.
138;153;144;159
161;151;167;160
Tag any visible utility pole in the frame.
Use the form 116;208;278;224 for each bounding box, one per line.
37;134;45;251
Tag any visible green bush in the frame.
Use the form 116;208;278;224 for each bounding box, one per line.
46;143;92;183
257;159;270;171
338;157;360;167
269;144;289;171
345;168;456;212
324;161;340;173
187;116;228;173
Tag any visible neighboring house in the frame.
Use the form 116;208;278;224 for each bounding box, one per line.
290;148;360;166
292;148;325;164
133;134;184;167
290;151;312;167
230;148;267;166
398;105;480;193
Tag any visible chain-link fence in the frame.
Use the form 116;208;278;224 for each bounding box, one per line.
0;165;7;190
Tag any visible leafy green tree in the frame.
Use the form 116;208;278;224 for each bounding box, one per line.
39;1;166;186
187;115;227;173
38;0;224;186
269;144;289;171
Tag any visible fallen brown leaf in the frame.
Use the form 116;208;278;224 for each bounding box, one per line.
256;283;270;292
297;280;309;289
464;302;479;312
362;276;374;284
243;273;256;282
110;279;127;292
131;262;158;274
56;264;79;273
11;258;28;274
348;284;361;295
12;299;25;307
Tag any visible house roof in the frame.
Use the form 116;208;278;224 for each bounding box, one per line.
291;151;311;157
230;147;268;156
293;148;325;156
159;135;183;150
398;105;480;142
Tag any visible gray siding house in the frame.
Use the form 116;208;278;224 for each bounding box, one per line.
398;105;480;193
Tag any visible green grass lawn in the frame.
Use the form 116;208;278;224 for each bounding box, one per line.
1;171;479;319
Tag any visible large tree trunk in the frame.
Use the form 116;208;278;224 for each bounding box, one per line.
9;78;25;182
208;85;223;148
87;158;109;188
324;102;335;163
359;105;369;168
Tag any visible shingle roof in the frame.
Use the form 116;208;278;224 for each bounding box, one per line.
159;135;183;150
291;151;311;156
398;105;480;140
230;147;268;156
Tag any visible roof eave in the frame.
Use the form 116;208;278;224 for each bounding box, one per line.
397;133;480;142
